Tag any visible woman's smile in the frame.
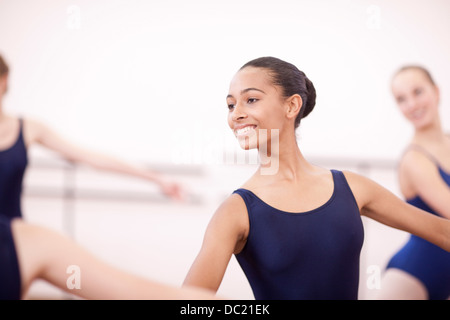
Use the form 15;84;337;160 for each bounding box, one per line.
234;124;257;137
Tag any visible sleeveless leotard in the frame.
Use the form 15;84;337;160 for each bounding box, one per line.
0;215;22;299
233;170;364;300
386;146;450;300
0;118;28;219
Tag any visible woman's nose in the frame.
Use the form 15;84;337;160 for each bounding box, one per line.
232;104;247;122
402;97;419;112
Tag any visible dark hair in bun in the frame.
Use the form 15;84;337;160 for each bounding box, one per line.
240;56;316;129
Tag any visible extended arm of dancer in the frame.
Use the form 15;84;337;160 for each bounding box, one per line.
183;194;249;291
24;118;184;200
344;171;450;252
12;219;218;300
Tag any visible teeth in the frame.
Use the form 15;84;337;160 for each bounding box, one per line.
235;126;256;136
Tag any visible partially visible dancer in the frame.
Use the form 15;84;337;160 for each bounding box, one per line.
0;215;220;300
377;65;450;300
0;54;185;220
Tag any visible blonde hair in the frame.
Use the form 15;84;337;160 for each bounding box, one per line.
394;65;435;86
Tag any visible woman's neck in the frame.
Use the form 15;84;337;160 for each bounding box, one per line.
413;117;445;145
257;130;313;180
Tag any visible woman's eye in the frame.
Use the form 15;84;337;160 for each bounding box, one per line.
396;96;405;104
227;104;235;110
247;98;258;104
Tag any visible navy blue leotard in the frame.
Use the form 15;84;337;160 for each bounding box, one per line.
0;215;22;300
233;170;364;300
386;147;450;300
0;118;28;219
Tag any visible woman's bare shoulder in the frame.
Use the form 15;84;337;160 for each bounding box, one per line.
215;192;249;220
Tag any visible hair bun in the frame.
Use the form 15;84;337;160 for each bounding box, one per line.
302;78;316;119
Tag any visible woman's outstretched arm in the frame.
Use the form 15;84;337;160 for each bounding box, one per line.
344;171;450;252
23;118;185;201
183;194;249;292
11;219;220;300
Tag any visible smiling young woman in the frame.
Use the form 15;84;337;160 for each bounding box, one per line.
183;56;450;300
376;66;450;300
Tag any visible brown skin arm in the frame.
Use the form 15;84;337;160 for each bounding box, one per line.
183;194;249;292
344;171;450;252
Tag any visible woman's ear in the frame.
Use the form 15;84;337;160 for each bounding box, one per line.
286;94;303;120
434;85;440;104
